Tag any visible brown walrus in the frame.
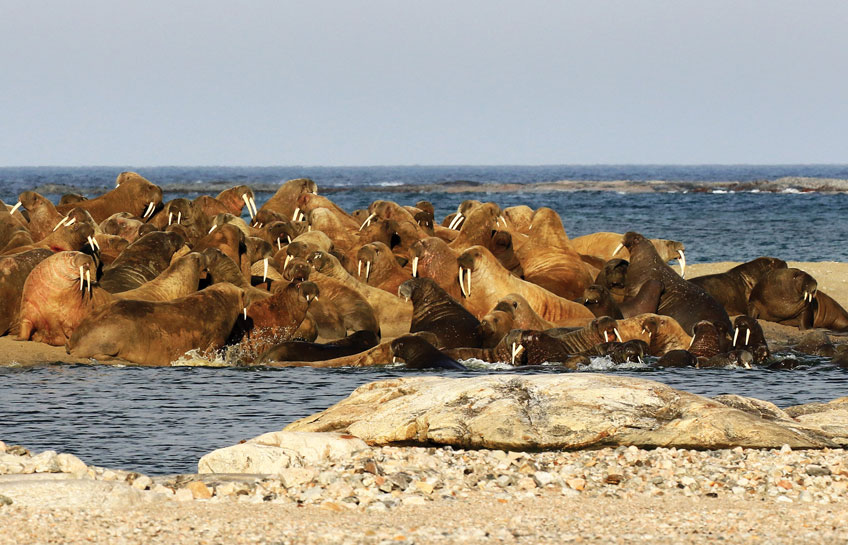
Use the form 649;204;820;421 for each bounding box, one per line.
390;335;467;370
515;207;595;299
18;251;115;345
689;257;788;316
571;232;686;267
811;291;848;331
233;281;316;359
747;268;817;329
456;245;594;326
398;277;482;349
542;317;622;353
408;237;462;301
493;293;558;330
0;248;54;336
687;320;724;359
258;178;318;221
113;252;207;302
99;231;187;293
615;313;692;356
357;241;411;295
478;310;515;348
730;315;770;362
56;171;164;223
618;231;731;337
594;258;629;302
67;282;245;366
258;330;380;363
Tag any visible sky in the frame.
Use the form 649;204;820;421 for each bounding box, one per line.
1;1;847;166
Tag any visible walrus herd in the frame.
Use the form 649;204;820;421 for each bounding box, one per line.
2;172;847;370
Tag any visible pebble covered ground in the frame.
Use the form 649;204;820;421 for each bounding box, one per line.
2;439;848;543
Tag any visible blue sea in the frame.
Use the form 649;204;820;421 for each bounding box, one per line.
2;165;848;475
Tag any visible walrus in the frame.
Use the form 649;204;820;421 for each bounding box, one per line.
307;250;411;338
449;202;502;252
655;349;698;368
113;252;206;302
747;268;817;329
2;216;95;256
811;291;848;331
493;293;558;330
456;245;594;325
67;282;245;366
257;178;317;221
398;277;482;349
99;212;156;243
542;317;622;353
698;349;754;369
408;237;462;301
201;248;271;307
615;313;692;356
258;330;380;363
443;199;483;231
579;284;623;319
390;335;467;370
357;241;412;294
499;329;588;367
478;309;515;348
515;207;595;299
489;231;524;277
572;232;686;269
0;248;54;336
689;257;788;316
16;191;65;241
617;231;731;336
580;339;650;364
194;223;250;280
501;205;534;234
18;251;115;345
99;231;187;293
618;279;664;318
730;315;769;362
594;258;629;302
687;320;724;359
56;171;164;223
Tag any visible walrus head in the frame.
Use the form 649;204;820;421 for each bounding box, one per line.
114;172;164;221
215;185;257;219
599;259;629;290
478;310;514;348
283;257;311;282
592;316;623;344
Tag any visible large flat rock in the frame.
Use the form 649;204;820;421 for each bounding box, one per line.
0;473;145;509
284;374;839;450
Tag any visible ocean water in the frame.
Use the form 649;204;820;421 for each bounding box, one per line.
2;165;848;475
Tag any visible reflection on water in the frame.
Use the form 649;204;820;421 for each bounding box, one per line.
1;360;846;475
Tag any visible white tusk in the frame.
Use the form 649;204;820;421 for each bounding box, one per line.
637;356;643;365
392;356;399;364
65;217;76;227
313;295;319;302
208;224;217;234
612;243;624;256
249;196;258;217
678;250;686;278
92;237;100;250
284;254;292;269
291;207;301;221
177;211;181;225
143;202;155;219
614;328;623;343
465;268;472;297
732;328;739;347
458;268;468;298
53;216;69;231
357;259;362;278
276;238;282;251
79;266;84;291
10;201;22;215
687;335;695;349
263;258;268;282
604;331;609;343
286;235;292;243
168;212;173;226
511;343;524;365
242;193;255;218
243;307;247;320
804;291;808;303
365;261;371;282
307;224;311;232
745;329;750;345
412;256;419;278
86;269;91;295
448;213;463;231
359;213;376;231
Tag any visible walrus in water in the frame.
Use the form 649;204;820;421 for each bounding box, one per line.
747;268;817;329
478;309;515;348
542;316;622;353
687;321;724;359
56;171;164;223
655;349;698;368
18;251;114;345
730;315;770;362
0;248;54;336
615;313;692;356
390;335;467;370
398;278;483;349
456;245;594;325
499;329;588;368
67;282;245;366
689;257;787;316
617;231;731;336
258;330;380;363
235;281;316;359
580;339;650;364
